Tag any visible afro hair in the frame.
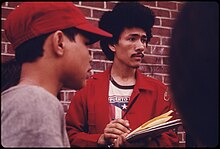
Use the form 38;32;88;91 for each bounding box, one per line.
99;2;155;60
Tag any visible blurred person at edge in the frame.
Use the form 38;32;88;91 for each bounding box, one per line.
1;2;112;147
66;2;179;147
169;2;219;147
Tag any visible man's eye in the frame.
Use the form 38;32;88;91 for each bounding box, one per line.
129;37;136;41
141;38;147;43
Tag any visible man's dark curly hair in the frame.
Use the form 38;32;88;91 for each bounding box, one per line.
99;2;155;60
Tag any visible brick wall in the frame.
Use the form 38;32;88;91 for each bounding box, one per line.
1;1;186;146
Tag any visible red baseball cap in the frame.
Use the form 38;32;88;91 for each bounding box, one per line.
4;2;112;50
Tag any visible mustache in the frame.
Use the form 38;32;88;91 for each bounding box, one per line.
131;52;144;58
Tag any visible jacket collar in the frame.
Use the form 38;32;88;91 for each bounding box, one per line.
92;67;155;92
135;69;155;91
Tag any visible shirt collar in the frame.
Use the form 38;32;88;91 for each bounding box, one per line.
92;67;155;92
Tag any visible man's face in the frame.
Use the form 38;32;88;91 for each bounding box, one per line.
113;27;147;68
62;33;91;90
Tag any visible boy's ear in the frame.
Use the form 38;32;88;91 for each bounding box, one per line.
52;30;65;56
108;44;116;52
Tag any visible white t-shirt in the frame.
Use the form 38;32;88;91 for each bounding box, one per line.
108;77;134;120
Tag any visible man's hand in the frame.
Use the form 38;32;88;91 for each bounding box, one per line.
97;118;131;147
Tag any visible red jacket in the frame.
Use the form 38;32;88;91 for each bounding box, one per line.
66;68;179;147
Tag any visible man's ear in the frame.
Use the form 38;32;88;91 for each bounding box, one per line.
52;30;65;56
108;44;116;52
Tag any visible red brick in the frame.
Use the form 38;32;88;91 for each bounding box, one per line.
151;65;169;74
164;75;171;84
93;9;105;19
161;37;170;46
59;90;75;101
106;2;117;9
161;19;175;28
66;92;75;102
105;63;113;69
1;8;13;19
1;2;6;6
62;103;70;113
144;46;151;55
89;41;101;49
157;2;177;10
151;74;163;82
1;30;8;43
1;19;4;29
177;2;186;11
79;7;91;17
93;51;108;60
81;2;104;8
151;46;169;55
153;9;170;18
7;44;15;55
7;2;21;8
91;61;105;71
138;65;148;73
170;11;179;19
58;92;65;101
163;57;169;65
142;56;162;64
177;127;186;146
152;27;171;37
140;1;156;7
1;43;6;53
154;17;160;26
149;36;160;45
88;19;98;26
1;55;14;63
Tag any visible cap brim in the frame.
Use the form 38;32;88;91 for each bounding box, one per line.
75;23;112;44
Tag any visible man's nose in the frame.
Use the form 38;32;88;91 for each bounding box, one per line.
135;40;145;52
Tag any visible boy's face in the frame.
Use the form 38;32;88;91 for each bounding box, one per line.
112;27;147;68
62;33;91;90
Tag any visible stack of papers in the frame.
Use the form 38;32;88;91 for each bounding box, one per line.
126;110;182;142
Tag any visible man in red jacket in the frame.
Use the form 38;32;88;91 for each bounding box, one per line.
66;2;179;147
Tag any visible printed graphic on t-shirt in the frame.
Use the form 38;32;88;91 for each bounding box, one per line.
109;95;129;111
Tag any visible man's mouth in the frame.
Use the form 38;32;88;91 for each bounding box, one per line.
131;53;144;58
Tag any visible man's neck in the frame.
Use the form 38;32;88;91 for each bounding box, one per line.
19;63;62;97
111;63;137;86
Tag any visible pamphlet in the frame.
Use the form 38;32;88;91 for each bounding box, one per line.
126;110;182;142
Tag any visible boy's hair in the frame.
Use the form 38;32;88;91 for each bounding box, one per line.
15;27;85;64
99;2;155;60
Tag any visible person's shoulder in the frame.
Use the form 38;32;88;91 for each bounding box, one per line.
1;85;42;113
1;85;61;115
138;72;167;90
2;85;57;103
1;85;30;101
